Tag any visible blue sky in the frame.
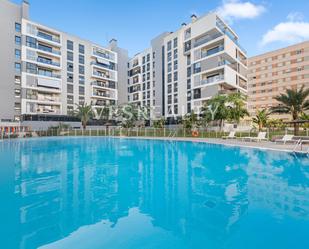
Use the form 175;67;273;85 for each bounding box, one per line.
12;0;309;57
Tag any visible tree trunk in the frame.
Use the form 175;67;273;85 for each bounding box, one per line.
294;122;299;136
82;121;86;130
259;123;262;131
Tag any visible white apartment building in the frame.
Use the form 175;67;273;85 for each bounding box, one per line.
0;0;128;124
0;1;247;126
163;14;247;121
127;48;155;110
126;13;248;122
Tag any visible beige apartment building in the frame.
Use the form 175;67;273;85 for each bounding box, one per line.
248;41;309;120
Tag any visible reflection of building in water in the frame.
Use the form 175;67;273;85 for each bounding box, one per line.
2;139;308;249
240;149;309;220
138;141;250;247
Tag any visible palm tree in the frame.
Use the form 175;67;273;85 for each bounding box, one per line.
252;109;270;131
182;112;199;130
74;103;93;130
271;86;309;135
153;117;165;128
202;94;228;130
226;92;249;124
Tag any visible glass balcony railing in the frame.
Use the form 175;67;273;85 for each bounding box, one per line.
90;61;115;70
37;31;60;43
37;44;61;55
37;58;60;67
93;91;111;98
201;45;224;58
91;81;115;89
201;74;224;85
38;71;61;79
93;51;114;61
194;32;223;48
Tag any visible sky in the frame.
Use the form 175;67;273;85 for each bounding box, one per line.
11;0;309;57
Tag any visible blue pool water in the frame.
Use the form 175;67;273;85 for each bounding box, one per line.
0;137;308;249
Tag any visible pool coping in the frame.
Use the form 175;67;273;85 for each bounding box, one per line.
2;135;308;155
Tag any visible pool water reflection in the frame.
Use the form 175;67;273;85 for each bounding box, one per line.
0;137;308;249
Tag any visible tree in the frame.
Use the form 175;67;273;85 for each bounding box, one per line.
252;109;270;131
182;112;199;130
153;117;165;128
271;86;309;135
226;92;249;124
74;103;93;130
202;94;228;130
300;113;309;129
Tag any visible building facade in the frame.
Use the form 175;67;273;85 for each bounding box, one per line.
162;14;248;121
1;1;247;125
248;41;309;120
0;0;128;123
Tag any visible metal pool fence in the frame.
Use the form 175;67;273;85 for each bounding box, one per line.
1;127;308;141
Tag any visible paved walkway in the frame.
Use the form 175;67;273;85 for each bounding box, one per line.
121;136;309;154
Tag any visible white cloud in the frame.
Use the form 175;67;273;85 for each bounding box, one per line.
261;13;309;46
217;0;266;23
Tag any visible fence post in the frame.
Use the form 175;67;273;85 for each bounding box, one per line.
164;128;166;137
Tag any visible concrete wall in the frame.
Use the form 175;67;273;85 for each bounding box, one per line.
0;1;24;120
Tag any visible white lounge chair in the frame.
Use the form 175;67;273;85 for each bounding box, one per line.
242;132;268;142
275;135;294;144
222;131;236;139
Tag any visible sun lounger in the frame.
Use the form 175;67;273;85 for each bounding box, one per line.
275;135;294;144
242;132;268;142
222;131;236;139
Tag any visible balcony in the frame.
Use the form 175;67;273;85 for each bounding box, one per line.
37;31;60;44
37;44;61;56
37;70;61;79
194;32;223;48
91;81;116;89
91;61;115;71
201;45;224;59
93;49;115;61
37;57;60;67
201;74;224;85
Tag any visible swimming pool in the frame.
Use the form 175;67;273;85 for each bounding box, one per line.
0;137;308;249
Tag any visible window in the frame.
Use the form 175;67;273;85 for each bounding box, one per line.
173;72;178;81
15;36;21;45
168;95;172;104
174;49;178;59
173;38;178;48
174;60;178;70
79;54;84;64
193;62;201;73
79;75;85;84
15;76;21;84
147;53;150;62
168;63;172;73
174;105;178;114
142;56;146;64
167;73;172;83
67;95;74;105
26;62;37;74
167;84;172;94
26;36;36;48
67;51;73;61
15;49;21;59
79;86;85;95
79;44;85;54
79;65;85;74
15;23;21;32
67;40;74;50
67;62;73;72
67;84;74;93
67;73;73;83
167;52;172;62
15;63;21;73
167;41;172;51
